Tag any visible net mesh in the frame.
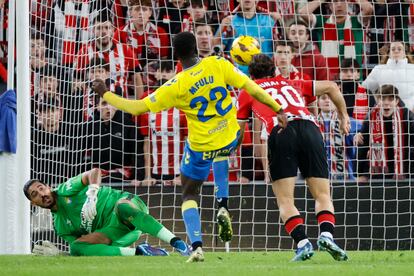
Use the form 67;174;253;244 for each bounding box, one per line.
28;0;414;253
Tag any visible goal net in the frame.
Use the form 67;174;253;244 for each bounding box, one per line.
29;0;414;253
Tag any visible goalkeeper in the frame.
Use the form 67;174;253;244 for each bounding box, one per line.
24;168;190;256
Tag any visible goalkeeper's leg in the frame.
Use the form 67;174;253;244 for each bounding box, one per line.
212;157;232;242
272;177;314;261
307;178;348;261
70;232;138;256
115;199;190;256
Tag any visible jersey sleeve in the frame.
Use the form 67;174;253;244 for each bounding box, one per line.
54;174;85;196
292;79;315;100
143;79;179;112
221;58;251;89
237;89;253;121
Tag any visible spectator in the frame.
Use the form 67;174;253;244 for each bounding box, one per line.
138;60;187;185
299;0;373;77
182;0;210;32
32;66;61;118
287;18;331;80
378;42;414;65
76;57;125;121
75;12;144;98
354;85;414;182
274;41;312;80
114;0;170;67
85;92;145;183
157;0;189;35
362;41;414;111
338;58;375;126
318;93;358;180
216;0;275;74
30;33;50;96
368;0;412;65
31;96;83;184
46;0;108;66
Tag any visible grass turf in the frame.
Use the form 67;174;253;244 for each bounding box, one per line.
1;251;413;276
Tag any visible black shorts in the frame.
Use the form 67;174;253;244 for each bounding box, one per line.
267;120;328;181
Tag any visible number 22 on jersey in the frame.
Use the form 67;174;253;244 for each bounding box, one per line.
189;86;232;122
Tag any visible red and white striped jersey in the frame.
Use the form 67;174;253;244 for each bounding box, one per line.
140;104;188;176
75;41;141;93
238;76;317;136
114;22;170;62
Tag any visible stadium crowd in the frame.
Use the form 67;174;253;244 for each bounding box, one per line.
13;0;414;185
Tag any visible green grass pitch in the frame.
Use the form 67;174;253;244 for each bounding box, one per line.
1;251;413;276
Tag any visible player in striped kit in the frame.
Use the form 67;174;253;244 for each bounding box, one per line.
238;54;349;262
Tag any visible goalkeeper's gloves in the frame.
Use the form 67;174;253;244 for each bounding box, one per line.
81;184;100;223
32;240;62;256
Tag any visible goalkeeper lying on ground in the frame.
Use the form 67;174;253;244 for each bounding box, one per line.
24;168;190;256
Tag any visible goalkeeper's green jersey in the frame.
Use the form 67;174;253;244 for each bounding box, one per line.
51;174;141;243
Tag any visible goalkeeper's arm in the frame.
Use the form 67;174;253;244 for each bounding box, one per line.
81;168;102;187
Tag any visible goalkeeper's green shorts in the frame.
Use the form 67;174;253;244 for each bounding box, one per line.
95;194;148;247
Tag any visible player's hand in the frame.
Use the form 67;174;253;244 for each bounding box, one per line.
338;114;351;136
354;132;364;146
276;110;288;131
33;240;60;256
91;79;109;98
82;184;99;222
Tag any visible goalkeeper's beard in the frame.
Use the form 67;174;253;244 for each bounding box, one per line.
42;193;57;209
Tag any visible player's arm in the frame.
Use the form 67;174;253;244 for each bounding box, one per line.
315;81;351;135
92;79;149;116
81;168;102;187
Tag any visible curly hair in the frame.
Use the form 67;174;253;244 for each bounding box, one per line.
248;54;275;79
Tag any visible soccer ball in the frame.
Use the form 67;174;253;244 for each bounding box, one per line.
230;35;261;66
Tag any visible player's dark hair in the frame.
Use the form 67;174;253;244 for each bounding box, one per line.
341;58;360;70
173;32;197;59
23;179;43;200
248;54;276;79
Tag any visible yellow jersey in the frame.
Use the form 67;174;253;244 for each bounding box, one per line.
143;56;250;151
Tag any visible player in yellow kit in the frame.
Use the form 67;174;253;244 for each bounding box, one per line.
92;32;287;262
